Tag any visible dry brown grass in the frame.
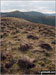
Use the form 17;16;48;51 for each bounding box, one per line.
1;17;55;74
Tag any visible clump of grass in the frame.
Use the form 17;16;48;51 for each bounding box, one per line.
40;43;52;51
41;57;51;64
1;33;8;38
45;52;51;57
30;65;42;74
38;61;45;67
27;50;33;57
27;34;39;40
46;64;55;70
17;56;35;70
19;43;32;53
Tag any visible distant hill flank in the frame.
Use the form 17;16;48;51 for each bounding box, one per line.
1;11;55;26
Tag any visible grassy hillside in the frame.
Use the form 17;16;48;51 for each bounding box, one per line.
1;17;55;74
1;11;55;26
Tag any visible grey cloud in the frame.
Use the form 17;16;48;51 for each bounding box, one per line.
1;1;55;13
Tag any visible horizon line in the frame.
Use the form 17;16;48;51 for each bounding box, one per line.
1;10;56;14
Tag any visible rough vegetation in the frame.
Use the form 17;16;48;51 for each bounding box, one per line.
0;17;55;74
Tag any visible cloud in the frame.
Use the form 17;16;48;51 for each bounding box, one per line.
1;1;55;14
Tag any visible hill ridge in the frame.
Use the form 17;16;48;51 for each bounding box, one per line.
1;11;55;26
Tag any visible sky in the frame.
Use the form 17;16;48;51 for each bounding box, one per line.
1;0;56;14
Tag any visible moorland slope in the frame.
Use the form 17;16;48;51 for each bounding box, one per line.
1;17;55;74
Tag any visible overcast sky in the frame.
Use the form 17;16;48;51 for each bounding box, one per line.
1;0;56;14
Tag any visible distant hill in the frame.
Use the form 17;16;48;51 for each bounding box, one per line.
24;11;56;16
45;13;56;16
1;11;55;26
24;11;45;16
